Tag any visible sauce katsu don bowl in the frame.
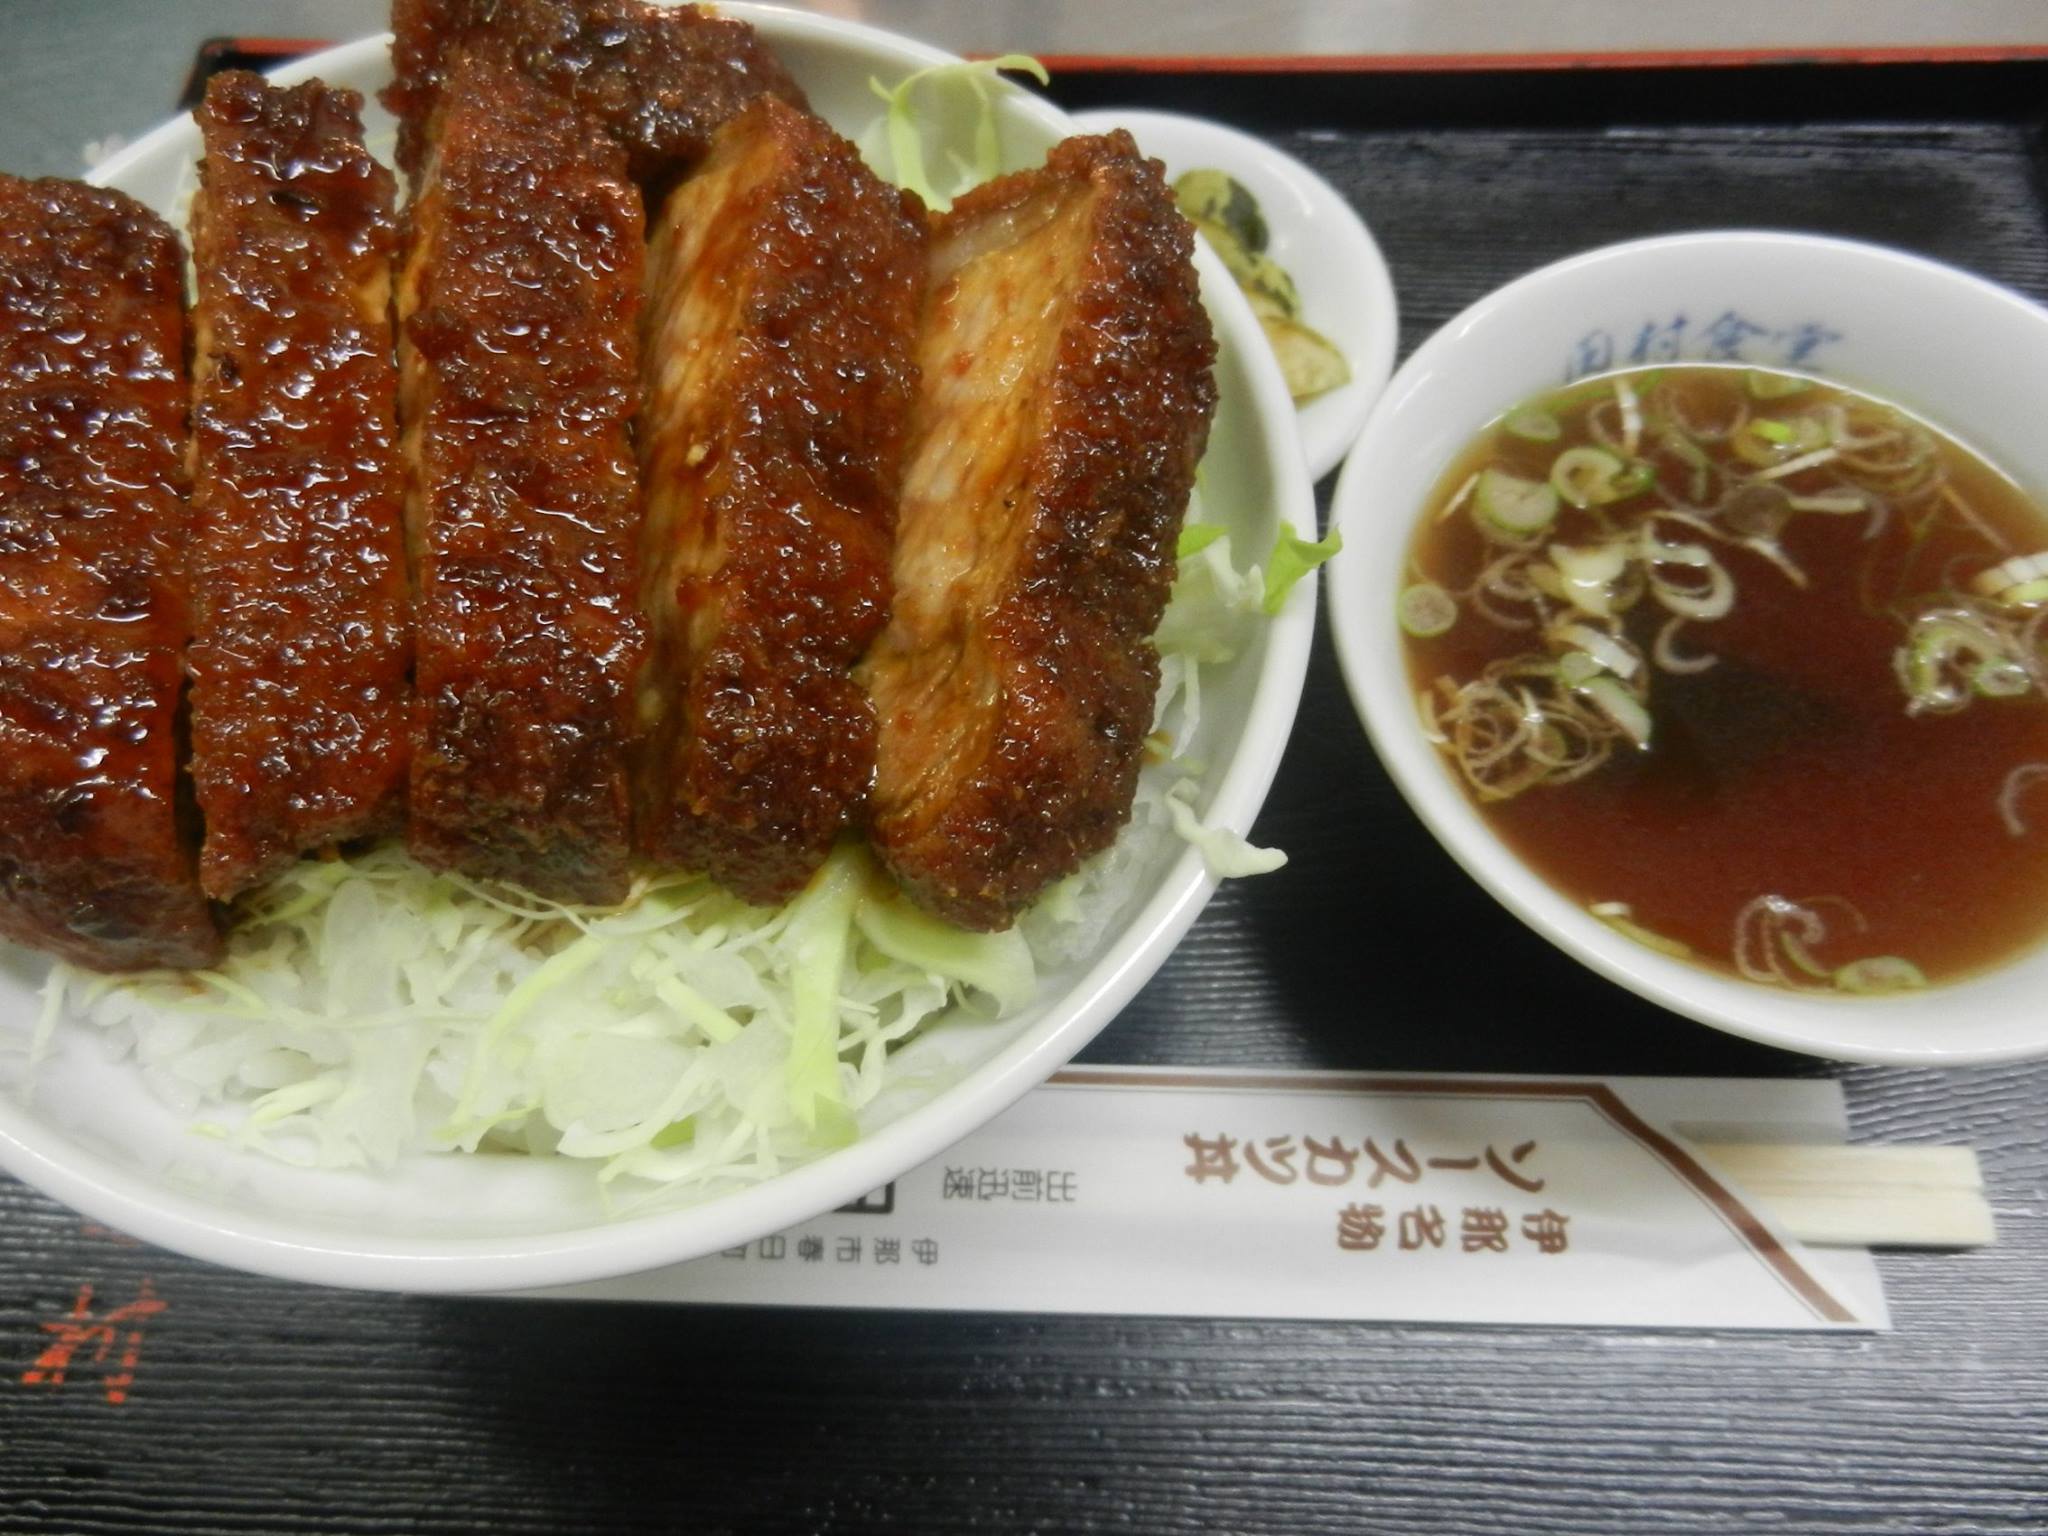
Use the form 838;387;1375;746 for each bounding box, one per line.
1330;230;2048;1065
0;5;1316;1290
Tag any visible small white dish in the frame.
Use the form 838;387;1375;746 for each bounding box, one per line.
1069;107;1395;481
1329;230;2048;1066
0;8;1317;1291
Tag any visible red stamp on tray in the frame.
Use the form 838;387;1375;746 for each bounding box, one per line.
20;1278;166;1405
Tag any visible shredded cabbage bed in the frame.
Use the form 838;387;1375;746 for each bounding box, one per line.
29;61;1342;1208
37;524;1319;1206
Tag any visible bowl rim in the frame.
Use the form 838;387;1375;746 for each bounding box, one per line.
0;12;1319;1290
1327;227;2048;1068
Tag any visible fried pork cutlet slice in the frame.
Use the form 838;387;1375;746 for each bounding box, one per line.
398;49;648;904
638;96;924;906
386;0;806;190
861;132;1218;932
0;177;220;971
187;73;412;902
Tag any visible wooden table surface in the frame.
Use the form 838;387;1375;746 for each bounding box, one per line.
0;18;2045;1536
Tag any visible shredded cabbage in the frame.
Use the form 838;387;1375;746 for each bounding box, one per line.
1164;780;1287;879
1263;523;1342;615
37;508;1283;1202
858;55;1049;211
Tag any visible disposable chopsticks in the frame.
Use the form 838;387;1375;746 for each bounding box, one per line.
1694;1142;1995;1249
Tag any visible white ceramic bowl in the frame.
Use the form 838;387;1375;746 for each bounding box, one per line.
1329;230;2048;1066
0;7;1316;1290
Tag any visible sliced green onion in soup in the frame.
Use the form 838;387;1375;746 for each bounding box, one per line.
1549;620;1641;679
1398;581;1458;637
1504;406;1561;443
1546;538;1631;620
1746;369;1814;400
1557;649;1604;686
1785;491;1868;514
1589;901;1693;958
1899;612;2013;711
1833;956;1927;994
1549;446;1648;508
1974;656;2034;699
1972;552;2048;606
1737;414;1829;466
1575;673;1652;746
1474;467;1560;538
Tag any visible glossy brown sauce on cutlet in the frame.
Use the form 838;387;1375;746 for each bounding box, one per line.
637;96;924;905
187;72;412;901
862;131;1217;930
0;177;220;970
386;0;806;191
398;48;648;905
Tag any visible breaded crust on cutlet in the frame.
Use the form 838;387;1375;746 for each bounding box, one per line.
187;72;412;901
397;48;648;905
860;131;1218;931
0;177;220;971
386;0;806;191
637;96;924;905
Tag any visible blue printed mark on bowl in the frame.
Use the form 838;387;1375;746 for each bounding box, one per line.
1565;309;1843;383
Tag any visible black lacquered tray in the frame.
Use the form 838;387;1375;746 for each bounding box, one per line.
1;48;2043;1536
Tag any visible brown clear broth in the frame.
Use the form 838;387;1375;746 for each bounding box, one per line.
1403;364;2048;987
